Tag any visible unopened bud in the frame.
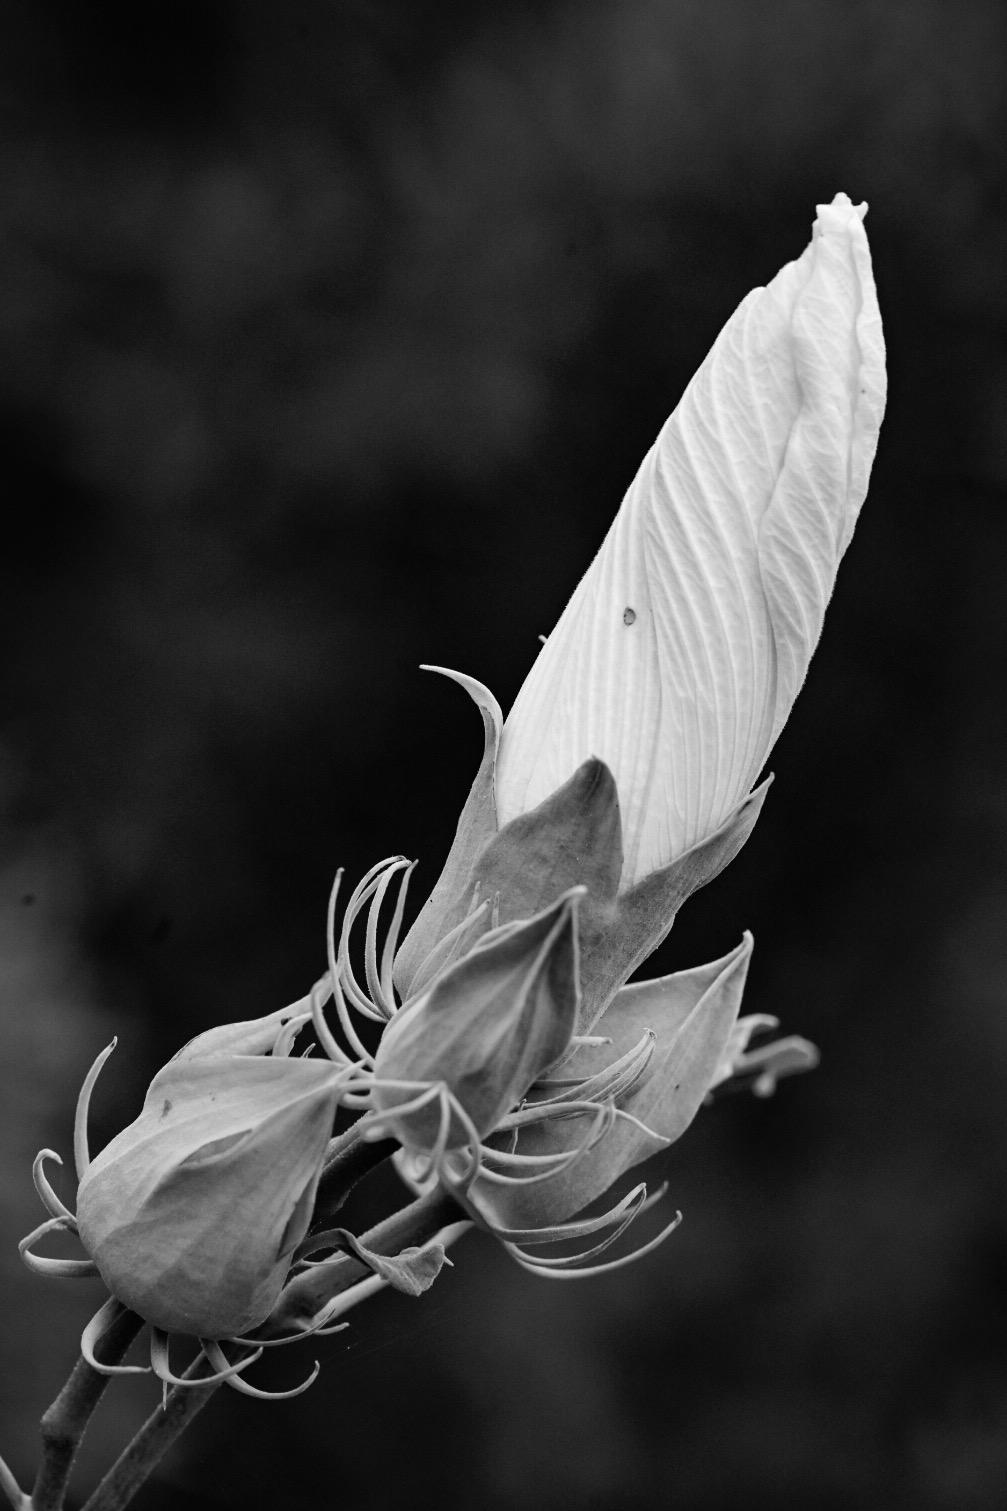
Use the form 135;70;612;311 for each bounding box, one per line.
76;1055;344;1337
373;889;582;1152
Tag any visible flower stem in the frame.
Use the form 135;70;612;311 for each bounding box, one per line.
31;1302;144;1511
78;1355;219;1511
0;1450;31;1511
313;1119;398;1221
76;1187;464;1511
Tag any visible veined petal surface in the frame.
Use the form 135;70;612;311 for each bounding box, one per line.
496;193;885;887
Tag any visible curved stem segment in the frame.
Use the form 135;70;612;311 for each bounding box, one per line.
312;1120;399;1223
0;1449;31;1511
76;1187;464;1511
79;1353;220;1511
32;1302;144;1511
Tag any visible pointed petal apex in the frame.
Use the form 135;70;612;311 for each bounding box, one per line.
497;194;884;882
393;668;503;1000
75;1056;345;1337
472;756;624;927
469;936;752;1231
576;777;769;1031
374;890;582;1149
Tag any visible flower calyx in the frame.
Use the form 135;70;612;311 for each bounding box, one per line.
372;887;583;1161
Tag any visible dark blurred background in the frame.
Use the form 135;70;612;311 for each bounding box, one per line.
1;2;1005;1507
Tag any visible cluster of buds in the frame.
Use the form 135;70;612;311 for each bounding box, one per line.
21;194;885;1393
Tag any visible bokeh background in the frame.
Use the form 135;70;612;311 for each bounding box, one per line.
2;2;1005;1507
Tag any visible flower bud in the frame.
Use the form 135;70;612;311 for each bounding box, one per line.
75;1056;344;1337
496;193;886;887
373;889;581;1152
470;937;754;1233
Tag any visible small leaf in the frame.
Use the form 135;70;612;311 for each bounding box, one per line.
302;1229;449;1296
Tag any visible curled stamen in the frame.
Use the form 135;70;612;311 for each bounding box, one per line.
339;860;405;1021
525;1031;656;1112
150;1329;263;1389
33;1149;74;1221
509;1187;650;1267
74;1038;117;1182
19;1215;98;1278
82;1298;150;1375
364;859;412;1018
228;1302;354;1346
510;1210;683;1280
254;1272;387;1339
389;1099;455;1197
427;1088;454;1178
201;1338;321;1399
407;897;490;1001
380;860;416;1009
325;873;375;1066
479;1183;651;1247
309;970;353;1068
361;1078;448;1132
475;1105;616;1188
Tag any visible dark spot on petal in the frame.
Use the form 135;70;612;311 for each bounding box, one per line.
160;1098;173;1119
623;607;637;626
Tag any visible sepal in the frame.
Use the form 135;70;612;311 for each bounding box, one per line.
422;758;768;1033
586;778;770;1030
373;889;582;1151
468;936;752;1231
75;1056;345;1337
393;667;502;999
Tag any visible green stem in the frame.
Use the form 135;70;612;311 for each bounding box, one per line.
78;1188;464;1511
272;1185;461;1334
31;1303;144;1511
0;1450;31;1511
78;1356;219;1511
312;1120;398;1222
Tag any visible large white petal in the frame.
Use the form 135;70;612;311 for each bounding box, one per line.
496;193;885;887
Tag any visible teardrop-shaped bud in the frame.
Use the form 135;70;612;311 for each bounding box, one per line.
496;193;886;887
373;889;582;1153
76;1056;344;1337
469;937;753;1233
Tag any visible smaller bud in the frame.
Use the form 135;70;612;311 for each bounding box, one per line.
372;889;582;1154
75;1056;345;1338
469;936;753;1233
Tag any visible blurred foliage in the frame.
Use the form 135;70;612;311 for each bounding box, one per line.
1;1;1006;1507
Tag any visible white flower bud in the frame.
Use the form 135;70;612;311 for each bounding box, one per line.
496;193;886;887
